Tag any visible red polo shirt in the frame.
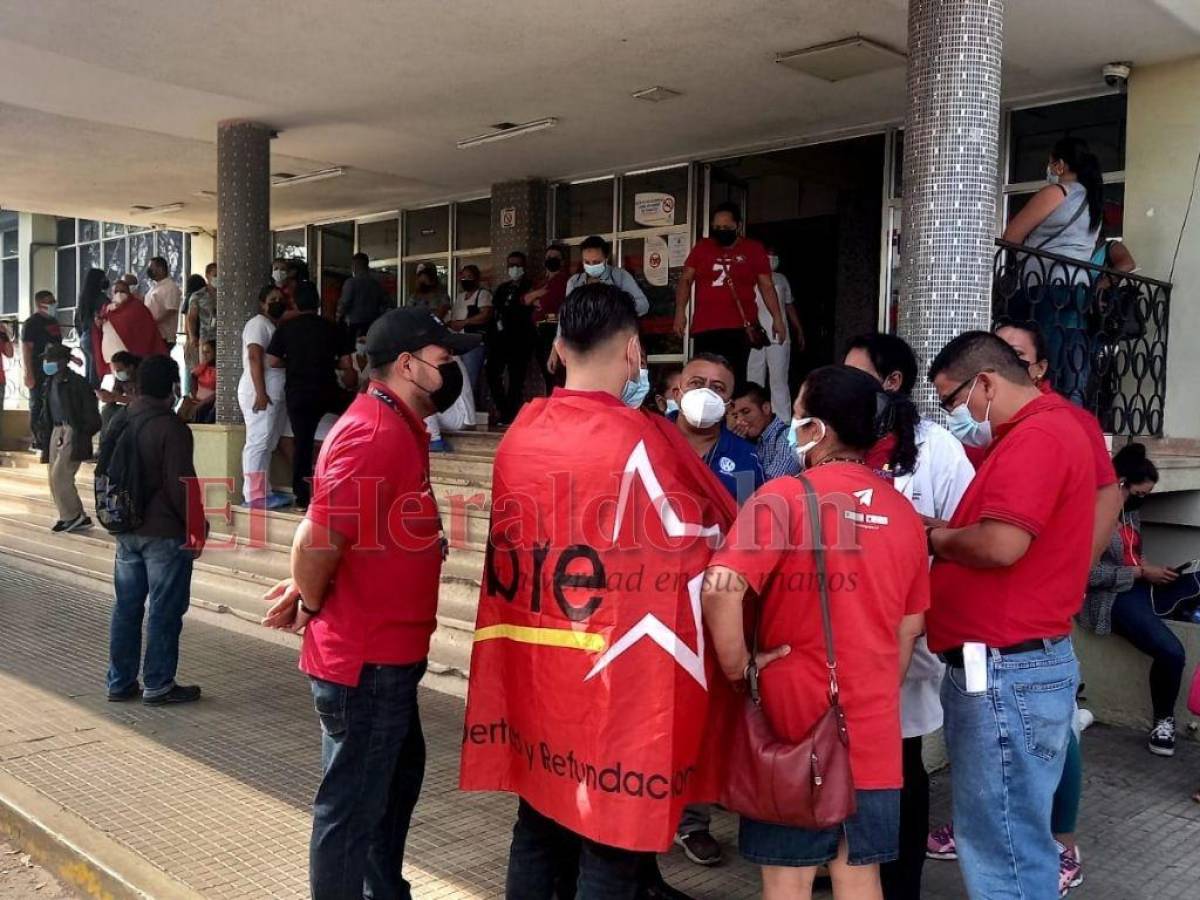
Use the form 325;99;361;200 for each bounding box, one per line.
928;392;1096;652
300;382;444;686
1038;379;1117;488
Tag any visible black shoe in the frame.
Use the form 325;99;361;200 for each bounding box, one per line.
106;682;141;702
50;520;67;532
143;684;202;706
674;830;722;866
1149;717;1176;756
62;514;93;533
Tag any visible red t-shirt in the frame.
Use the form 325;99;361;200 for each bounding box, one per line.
928;392;1096;652
537;269;571;320
1038;380;1116;488
712;464;930;789
685;236;771;333
300;382;444;686
192;363;216;392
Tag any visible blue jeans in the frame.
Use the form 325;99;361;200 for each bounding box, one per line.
1110;583;1187;720
106;534;194;698
310;662;427;900
506;799;651;899
941;638;1078;900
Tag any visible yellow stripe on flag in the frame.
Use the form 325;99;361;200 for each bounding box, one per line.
474;624;606;652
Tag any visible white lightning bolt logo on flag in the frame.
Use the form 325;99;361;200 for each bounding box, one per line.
583;440;721;690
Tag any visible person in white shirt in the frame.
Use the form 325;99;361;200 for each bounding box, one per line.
237;285;291;509
142;256;183;348
747;245;805;416
844;331;974;900
424;356;475;453
448;263;493;396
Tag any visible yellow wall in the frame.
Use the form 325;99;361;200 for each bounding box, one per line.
1123;55;1200;438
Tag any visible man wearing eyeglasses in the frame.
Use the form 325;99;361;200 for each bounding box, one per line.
924;331;1097;900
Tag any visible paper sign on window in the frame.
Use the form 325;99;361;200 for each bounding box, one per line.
633;192;676;228
644;235;669;287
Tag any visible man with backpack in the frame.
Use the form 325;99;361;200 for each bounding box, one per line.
104;355;207;705
38;342;101;533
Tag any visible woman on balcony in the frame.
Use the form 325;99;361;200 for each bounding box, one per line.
1002;136;1104;405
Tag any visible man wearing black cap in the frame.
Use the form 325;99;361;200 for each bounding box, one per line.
38;342;101;533
262;308;480;900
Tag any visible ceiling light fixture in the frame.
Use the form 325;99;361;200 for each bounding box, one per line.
632;86;682;103
457;117;558;150
775;36;906;82
271;166;346;189
129;202;184;216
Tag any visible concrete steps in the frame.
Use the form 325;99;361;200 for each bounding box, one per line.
0;434;497;685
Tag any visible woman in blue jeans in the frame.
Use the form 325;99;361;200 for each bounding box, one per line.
1079;444;1191;757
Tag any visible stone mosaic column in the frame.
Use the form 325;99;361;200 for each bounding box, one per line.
215;120;272;424
898;0;1004;415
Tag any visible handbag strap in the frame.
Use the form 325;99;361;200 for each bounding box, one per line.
1031;192;1088;251
747;472;840;704
721;261;756;328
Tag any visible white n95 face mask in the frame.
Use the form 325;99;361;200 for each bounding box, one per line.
680;387;728;429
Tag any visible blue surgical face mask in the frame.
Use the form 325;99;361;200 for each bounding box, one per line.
114;369;130;382
945;377;993;448
583;261;607;279
42;303;57;316
42;360;59;376
621;366;650;409
664;398;680;415
788;416;825;471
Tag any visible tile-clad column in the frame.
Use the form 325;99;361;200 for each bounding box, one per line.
215;120;272;424
489;179;549;285
898;0;1004;415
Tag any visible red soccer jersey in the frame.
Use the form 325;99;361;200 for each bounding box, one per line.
928;392;1096;652
685;236;771;333
712;464;930;789
300;382;444;686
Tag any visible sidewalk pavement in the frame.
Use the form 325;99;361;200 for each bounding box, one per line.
0;554;1197;898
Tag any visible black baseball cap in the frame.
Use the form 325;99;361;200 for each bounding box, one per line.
365;308;481;365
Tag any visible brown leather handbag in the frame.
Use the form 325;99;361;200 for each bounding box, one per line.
724;265;771;350
721;473;856;828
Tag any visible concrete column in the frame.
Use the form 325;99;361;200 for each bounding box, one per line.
215;120;272;424
489;179;549;286
897;0;1004;415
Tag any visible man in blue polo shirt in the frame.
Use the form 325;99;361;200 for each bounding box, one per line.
668;351;763;865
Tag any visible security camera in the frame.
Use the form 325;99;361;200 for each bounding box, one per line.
1103;62;1131;89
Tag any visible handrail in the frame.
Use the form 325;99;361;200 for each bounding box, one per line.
993;238;1173;289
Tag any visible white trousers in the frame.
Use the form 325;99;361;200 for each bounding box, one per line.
425;359;475;441
747;339;792;417
237;375;287;503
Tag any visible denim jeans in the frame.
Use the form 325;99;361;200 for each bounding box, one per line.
1110;583;1187;720
506;799;651;900
309;662;427;900
941;638;1078;900
106;534;194;698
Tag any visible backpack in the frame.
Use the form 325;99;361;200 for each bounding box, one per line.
94;408;171;534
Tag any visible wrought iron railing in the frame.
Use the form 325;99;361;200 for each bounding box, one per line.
992;239;1172;437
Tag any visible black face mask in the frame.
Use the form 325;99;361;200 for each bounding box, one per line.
460;279;478;292
1124;494;1146;512
712;227;738;247
417;358;463;413
266;301;286;320
544;257;562;272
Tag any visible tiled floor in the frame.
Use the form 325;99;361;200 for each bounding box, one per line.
0;555;1197;898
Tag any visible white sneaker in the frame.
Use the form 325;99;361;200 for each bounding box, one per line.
1074;708;1095;733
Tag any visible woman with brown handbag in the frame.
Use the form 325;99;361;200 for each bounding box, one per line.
703;365;930;900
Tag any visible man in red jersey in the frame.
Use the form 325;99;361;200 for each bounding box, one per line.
926;331;1096;900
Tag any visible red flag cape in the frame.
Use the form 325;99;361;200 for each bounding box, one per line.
93;299;167;376
459;392;739;852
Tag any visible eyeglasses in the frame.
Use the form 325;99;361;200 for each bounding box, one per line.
939;371;986;412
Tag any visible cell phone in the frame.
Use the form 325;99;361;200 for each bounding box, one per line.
1172;559;1200;576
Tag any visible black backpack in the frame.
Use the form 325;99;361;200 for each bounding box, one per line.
94;408;170;534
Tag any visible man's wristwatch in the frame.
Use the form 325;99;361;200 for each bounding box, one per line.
299;600;321;617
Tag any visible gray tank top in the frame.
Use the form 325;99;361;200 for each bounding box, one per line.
1024;181;1100;269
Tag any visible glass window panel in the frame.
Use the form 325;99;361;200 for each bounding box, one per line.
555;179;614;239
78;220;99;243
892;131;904;198
156;230;185;285
1;228;17;258
1101;182;1125;238
1009;95;1127;184
56;250;76;310
128;231;153;294
103;239;127;288
455;198;492;250
356;218;399;261
273;228;307;260
370;263;399;308
73;243;102;309
453;253;495;295
56;218;76;247
2;258;17;314
404;206;449;257
618;236;683;357
319;222;355;318
102;222;125;239
620;168;688;231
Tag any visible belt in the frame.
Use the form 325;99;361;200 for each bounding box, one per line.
940;635;1067;668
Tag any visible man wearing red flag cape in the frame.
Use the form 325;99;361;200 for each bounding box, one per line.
460;283;743;895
